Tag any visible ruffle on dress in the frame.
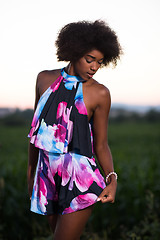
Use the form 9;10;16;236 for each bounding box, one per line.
31;150;106;215
28;68;94;158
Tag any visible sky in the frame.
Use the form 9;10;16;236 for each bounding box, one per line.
0;0;160;109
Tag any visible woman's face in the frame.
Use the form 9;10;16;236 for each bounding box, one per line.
71;49;104;80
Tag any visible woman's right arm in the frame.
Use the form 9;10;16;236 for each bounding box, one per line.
27;70;59;198
27;143;39;199
27;74;40;199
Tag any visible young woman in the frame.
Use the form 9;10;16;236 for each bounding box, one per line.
27;20;122;240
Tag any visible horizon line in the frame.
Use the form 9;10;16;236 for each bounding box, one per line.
0;102;160;110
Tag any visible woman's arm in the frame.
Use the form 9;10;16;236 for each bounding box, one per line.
27;69;62;198
93;85;117;203
27;74;40;199
27;143;39;199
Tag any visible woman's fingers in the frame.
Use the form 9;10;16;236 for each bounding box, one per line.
98;193;114;203
28;178;34;200
97;185;116;203
101;194;115;203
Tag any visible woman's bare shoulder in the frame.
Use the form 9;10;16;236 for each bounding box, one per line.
36;69;61;96
37;69;61;83
89;79;111;103
89;80;111;119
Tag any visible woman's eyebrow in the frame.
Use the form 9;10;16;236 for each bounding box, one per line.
86;54;95;59
86;54;103;60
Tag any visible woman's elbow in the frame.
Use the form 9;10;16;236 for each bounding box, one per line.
94;142;109;154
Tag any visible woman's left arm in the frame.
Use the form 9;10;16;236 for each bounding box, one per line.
93;85;117;203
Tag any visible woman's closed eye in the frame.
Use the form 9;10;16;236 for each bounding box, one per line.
85;58;93;63
85;58;103;65
97;60;103;65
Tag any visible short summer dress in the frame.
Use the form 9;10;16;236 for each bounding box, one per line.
28;68;106;215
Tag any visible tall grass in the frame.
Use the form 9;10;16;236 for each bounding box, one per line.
0;121;160;239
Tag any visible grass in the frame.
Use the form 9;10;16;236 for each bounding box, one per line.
0;121;160;239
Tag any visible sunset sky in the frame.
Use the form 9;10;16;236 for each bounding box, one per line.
0;0;160;109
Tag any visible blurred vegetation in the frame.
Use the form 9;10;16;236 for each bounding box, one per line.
0;109;33;126
0;108;160;239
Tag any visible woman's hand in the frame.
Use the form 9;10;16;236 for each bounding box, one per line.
28;176;34;200
97;179;117;203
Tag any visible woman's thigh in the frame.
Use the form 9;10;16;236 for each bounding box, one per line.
46;214;58;233
53;205;94;240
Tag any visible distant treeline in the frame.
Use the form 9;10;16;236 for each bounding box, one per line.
109;108;160;123
0;109;34;126
0;108;160;126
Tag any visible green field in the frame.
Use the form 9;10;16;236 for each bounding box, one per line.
0;120;160;240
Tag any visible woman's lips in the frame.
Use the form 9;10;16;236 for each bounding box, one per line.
87;72;94;78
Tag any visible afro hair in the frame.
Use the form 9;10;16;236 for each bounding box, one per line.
55;20;122;67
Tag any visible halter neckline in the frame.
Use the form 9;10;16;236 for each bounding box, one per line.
61;68;85;82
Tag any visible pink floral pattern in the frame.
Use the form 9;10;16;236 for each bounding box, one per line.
29;68;105;215
63;193;98;214
30;150;106;215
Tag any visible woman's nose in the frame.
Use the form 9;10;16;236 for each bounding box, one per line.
90;62;99;72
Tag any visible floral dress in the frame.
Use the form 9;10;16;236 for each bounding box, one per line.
28;68;106;215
